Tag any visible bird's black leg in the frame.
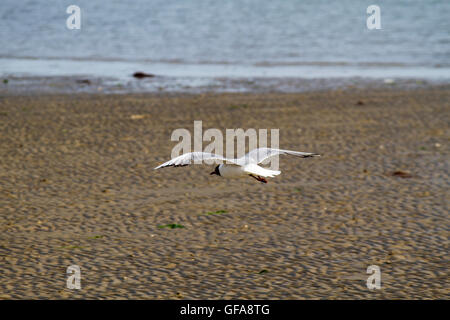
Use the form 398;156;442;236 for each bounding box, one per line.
258;176;268;183
249;174;267;183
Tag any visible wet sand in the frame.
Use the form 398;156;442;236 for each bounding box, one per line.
0;87;449;299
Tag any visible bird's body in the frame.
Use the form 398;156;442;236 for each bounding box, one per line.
216;164;246;178
216;163;281;179
154;148;320;183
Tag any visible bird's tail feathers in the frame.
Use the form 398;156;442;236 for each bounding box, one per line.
245;164;281;178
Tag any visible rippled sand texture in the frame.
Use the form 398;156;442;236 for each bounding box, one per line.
0;88;449;299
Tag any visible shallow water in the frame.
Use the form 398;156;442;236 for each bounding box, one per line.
0;0;449;89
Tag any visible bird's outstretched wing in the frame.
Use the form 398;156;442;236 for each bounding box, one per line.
154;152;237;169
242;148;320;164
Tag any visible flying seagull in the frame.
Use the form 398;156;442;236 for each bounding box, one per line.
154;148;320;183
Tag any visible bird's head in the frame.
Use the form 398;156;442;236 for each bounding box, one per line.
210;165;221;176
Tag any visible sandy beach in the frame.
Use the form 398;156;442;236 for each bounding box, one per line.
0;87;449;299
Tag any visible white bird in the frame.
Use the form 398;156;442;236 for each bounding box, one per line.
154;148;320;183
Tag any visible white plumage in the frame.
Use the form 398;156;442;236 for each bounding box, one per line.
154;148;320;183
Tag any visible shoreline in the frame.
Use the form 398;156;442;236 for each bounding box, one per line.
1;74;449;96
